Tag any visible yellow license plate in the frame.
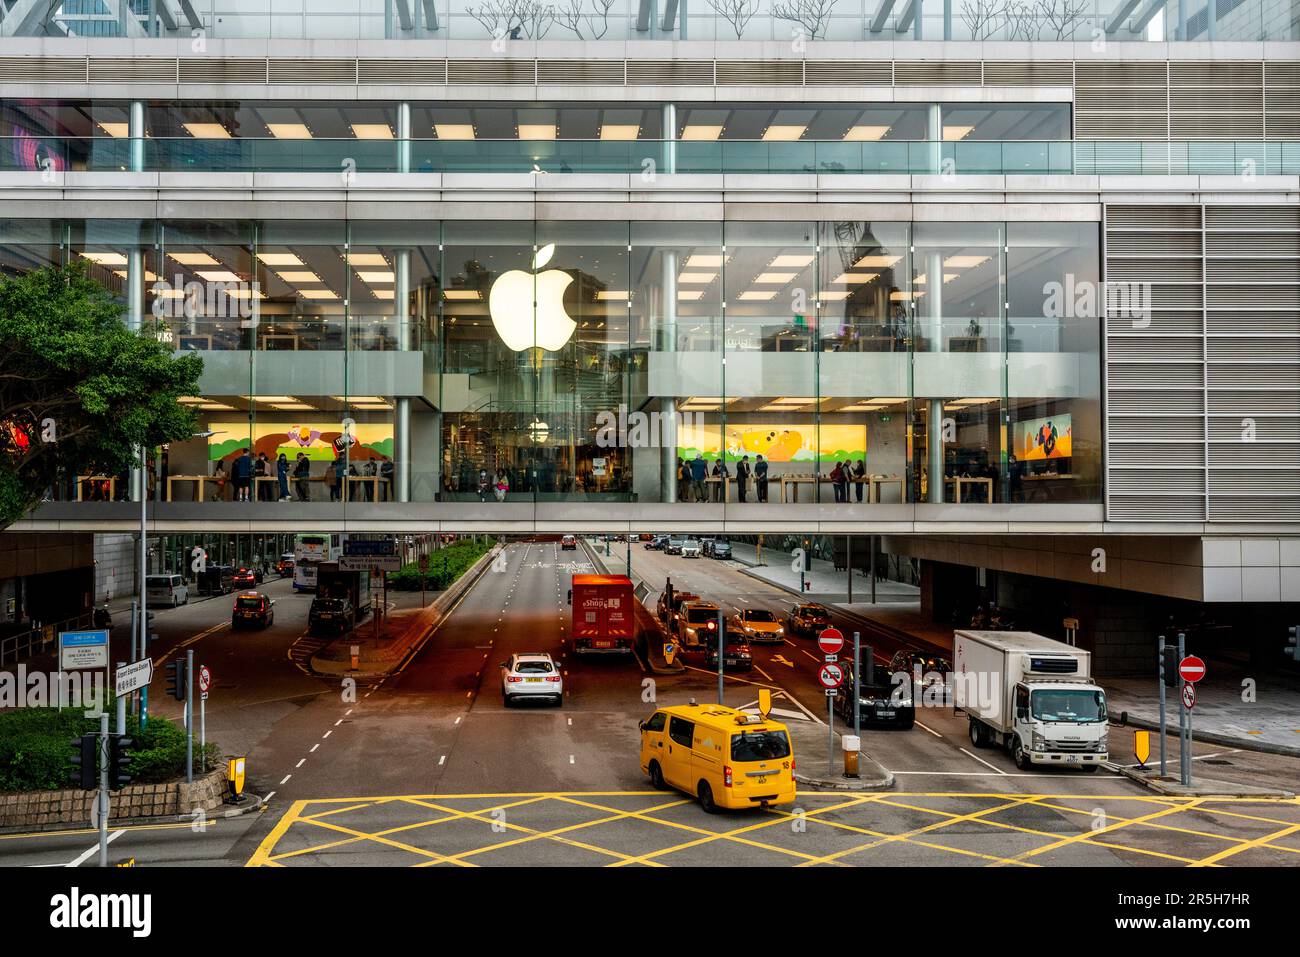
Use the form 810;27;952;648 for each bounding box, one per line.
527;677;542;683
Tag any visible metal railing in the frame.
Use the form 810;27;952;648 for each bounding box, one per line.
7;137;1298;177
0;612;93;668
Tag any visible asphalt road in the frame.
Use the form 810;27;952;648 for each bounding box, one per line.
4;538;1300;867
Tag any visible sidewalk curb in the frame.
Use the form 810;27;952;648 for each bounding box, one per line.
309;546;500;678
0;791;271;836
1107;763;1295;799
795;761;895;791
1118;714;1300;760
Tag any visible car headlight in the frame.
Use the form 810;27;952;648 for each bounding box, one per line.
1031;731;1045;750
1097;733;1109;753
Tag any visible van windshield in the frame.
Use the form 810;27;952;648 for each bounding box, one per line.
146;577;175;588
730;729;791;762
687;609;718;623
1031;689;1107;723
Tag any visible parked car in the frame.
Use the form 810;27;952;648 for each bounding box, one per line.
232;591;275;630
680;538;702;558
145;574;189;608
560;534;577;550
500;652;563;707
787;602;833;639
729;607;786;644
196;565;235;596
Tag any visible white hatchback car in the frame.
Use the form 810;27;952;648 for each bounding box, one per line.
501;652;564;707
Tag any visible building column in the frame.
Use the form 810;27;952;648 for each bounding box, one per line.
927;250;945;504
660;249;678;503
396;101;412;174
129;100;145;173
926;101;942;176
662;102;677;175
394;243;412;502
395;398;411;503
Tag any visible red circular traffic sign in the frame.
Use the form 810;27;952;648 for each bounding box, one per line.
818;662;844;689
1178;655;1206;683
198;665;212;694
817;628;844;656
1181;682;1196;710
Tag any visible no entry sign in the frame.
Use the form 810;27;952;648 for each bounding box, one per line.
1178;655;1206;683
818;662;844;689
817;628;844;656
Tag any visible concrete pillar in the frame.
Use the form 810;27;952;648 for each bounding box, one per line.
395;398;411;503
927;249;945;504
662;102;677;175
396;101;412;173
926;102;942;176
129;100;145;173
660;249;678;503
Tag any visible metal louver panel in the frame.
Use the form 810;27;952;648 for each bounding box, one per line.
1210;499;1300;522
358;59;448;85
179;59;268;84
1108;204;1300;523
1108;312;1202;335
537;60;625;85
893;61;981;86
1107;337;1203;361
803;61;891;86
715;60;803;85
447;59;536;85
88;58;178;84
1106;232;1202;256
268;59;357;84
1206;208;1300;230
1109;497;1207;521
626;60;713;86
1106;258;1202;281
1111;444;1205;466
1109;471;1205;495
981;61;1071;86
0;57;86;83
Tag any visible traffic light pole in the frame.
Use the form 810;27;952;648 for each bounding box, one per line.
185;648;194;784
1157;634;1167;777
98;713;109;867
1178;632;1189;787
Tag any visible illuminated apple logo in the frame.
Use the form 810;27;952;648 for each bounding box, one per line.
488;244;576;352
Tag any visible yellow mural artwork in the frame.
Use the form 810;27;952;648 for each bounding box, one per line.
678;422;866;464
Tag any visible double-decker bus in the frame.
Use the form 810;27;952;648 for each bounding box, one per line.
293;533;342;592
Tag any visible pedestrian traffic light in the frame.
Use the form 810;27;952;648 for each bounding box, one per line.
1160;644;1179;688
108;734;133;791
1286;625;1300;663
165;659;186;701
69;733;96;790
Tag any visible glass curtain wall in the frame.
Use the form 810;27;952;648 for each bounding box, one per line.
5;217;1102;508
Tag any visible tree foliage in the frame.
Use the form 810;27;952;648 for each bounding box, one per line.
0;263;203;529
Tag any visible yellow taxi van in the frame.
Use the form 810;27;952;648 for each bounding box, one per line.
639;703;796;813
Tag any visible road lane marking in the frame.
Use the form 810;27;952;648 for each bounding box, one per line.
310;744;319;753
915;721;943;738
754;665;773;681
439;755;446;765
296;759;305;768
771;655;795;668
334;719;343;726
279;774;292;784
800;649;820;662
66;829;124;867
322;730;333;739
455;716;462;724
569;755;575;765
958;747;1007;774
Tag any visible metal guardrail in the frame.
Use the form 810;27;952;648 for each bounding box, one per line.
0;613;93;667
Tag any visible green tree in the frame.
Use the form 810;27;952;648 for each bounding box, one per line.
0;263;203;529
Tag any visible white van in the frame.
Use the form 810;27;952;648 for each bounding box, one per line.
145;574;189;608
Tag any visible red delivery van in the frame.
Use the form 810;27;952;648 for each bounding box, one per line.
570;574;635;654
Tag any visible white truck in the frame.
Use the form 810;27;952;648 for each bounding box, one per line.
954;630;1109;771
